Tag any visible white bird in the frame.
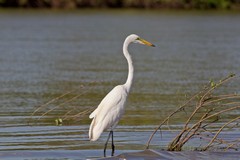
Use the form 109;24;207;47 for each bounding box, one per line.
89;34;155;157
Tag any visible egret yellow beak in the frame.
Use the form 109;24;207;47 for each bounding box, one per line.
139;38;155;47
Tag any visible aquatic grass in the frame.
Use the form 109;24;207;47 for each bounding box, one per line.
29;82;96;126
146;74;240;151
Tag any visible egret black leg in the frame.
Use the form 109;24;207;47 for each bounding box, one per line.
111;131;115;156
104;131;112;157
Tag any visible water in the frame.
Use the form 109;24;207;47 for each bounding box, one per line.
0;10;240;159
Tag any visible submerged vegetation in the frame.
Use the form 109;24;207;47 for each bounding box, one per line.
0;0;240;9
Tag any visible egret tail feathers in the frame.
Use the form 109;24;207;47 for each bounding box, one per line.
89;117;104;141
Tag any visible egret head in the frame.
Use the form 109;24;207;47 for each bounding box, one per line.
128;34;155;47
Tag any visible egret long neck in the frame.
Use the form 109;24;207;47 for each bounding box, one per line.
123;40;134;93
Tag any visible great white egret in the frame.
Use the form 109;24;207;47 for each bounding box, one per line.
89;34;155;157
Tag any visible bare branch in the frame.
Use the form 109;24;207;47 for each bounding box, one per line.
146;74;239;151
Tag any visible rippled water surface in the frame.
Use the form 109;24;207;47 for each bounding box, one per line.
0;10;239;159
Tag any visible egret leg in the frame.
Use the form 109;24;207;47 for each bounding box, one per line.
111;131;115;156
104;131;112;157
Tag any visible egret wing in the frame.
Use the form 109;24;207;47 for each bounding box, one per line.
90;85;126;119
89;85;128;141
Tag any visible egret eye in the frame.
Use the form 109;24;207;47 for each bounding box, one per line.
134;37;142;44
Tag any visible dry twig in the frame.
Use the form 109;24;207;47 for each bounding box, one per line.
146;74;240;151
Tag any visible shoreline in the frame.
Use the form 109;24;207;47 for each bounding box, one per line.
0;0;240;10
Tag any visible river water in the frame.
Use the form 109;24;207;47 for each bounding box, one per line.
0;9;239;159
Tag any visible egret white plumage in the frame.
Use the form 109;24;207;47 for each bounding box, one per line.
89;34;155;157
